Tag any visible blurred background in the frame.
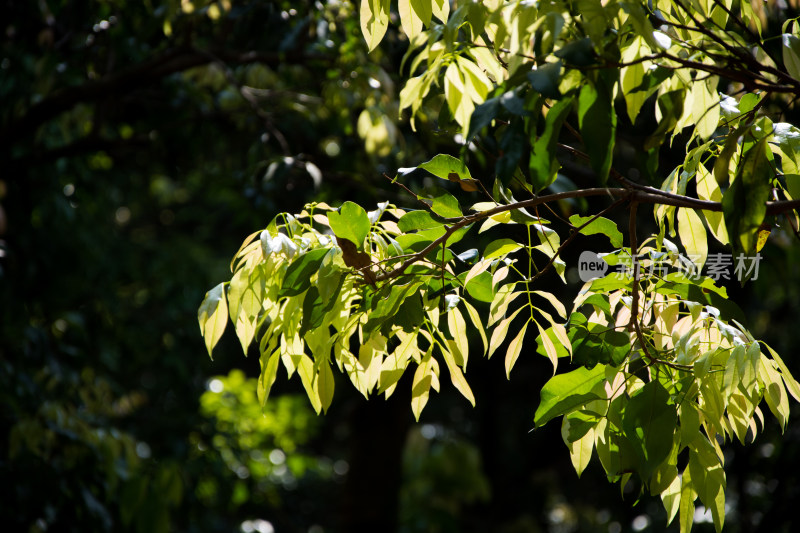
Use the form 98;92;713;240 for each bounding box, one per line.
2;1;800;532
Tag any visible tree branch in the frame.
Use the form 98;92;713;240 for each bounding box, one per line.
371;186;800;283
0;47;330;147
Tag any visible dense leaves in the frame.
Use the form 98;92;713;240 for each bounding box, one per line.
203;1;800;531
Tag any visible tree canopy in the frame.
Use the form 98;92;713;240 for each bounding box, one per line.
5;1;800;532
199;2;800;532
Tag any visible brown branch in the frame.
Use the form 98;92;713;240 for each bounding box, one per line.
0;47;330;146
371;185;800;283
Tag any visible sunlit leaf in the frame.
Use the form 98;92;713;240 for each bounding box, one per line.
328;201;371;250
505;320;529;378
198;282;228;358
534;364;606;427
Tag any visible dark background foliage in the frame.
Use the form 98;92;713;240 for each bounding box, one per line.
2;1;799;532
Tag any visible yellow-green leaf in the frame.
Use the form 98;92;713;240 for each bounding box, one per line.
198;282;228;359
462;299;488;355
441;343;476;406
679;466;696;533
693;77;721;140
447;307;470;369
298;355;323;414
360;0;390;52
432;0;449;22
398;0;423;40
318;360;335;413
505;320;529;378
677;207;708;270
536;320;560;374
411;353;435;420
567;426;595;477
488;306;525;358
696;163;729;245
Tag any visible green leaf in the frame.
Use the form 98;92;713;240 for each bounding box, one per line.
722;137;772;254
530;97;573;191
256;350;281;407
679;466;696;533
693;77;720;141
688;438;726;533
505;320;530;378
484;238;523;260
279;248;330;298
527;61;562;99
364;281;424;333
763;343;800;403
782;34;800;80
677;208;708;270
297;355;323;414
410;0;432;26
645;90;684;150
534;364;606;427
568;214;623;247
536;320;561;373
398;210;445;232
661;470;682;526
467;97;501;141
488;306;525;358
565;424;595;477
198;283;228;359
696;163;729;245
441;342;475;406
398;0;423;39
535;326;571;361
318;361;335;413
411;353;436;421
360;0;390;52
465;271;494;303
447;307;470;369
568;313;630;367
328;201;371;250
760;355;790;430
428;192;463;218
578;78;616;184
554;37;596;67
622;380;677;480
418;154;473;181
432;0;449;22
619;35;652;123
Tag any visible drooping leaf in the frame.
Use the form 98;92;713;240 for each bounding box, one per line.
530;96;573;191
198;282;228;358
505;320;530;378
441;342;476;406
722;136;772;254
318;360;335;413
578;77;616;184
622;380;677;479
360;0;390;52
677;207;708;270
782;33;800;80
447;307;470;369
